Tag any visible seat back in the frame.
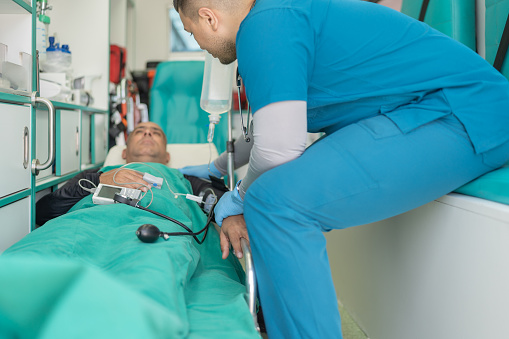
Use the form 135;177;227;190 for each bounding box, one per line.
149;60;228;154
486;0;509;78
400;0;476;50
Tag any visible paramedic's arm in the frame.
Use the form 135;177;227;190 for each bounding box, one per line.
219;101;307;258
36;169;101;226
213;126;254;175
237;100;308;198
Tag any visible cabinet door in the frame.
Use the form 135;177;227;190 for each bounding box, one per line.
92;113;108;164
0;197;31;253
57;109;80;175
81;111;91;168
0;102;31;198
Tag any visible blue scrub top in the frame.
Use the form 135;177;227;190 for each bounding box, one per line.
236;0;509;154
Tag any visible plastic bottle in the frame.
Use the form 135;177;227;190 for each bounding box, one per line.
200;52;235;142
36;14;50;66
44;36;72;73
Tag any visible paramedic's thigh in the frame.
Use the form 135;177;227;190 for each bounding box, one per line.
243;114;509;339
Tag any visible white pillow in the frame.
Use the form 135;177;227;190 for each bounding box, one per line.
103;143;219;169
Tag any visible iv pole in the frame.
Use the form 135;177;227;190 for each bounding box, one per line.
226;109;235;190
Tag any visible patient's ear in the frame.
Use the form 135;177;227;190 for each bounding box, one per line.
166;152;170;164
122;148;127;160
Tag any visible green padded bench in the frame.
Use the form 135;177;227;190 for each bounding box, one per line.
401;0;509;205
150;60;228;154
455;0;509;205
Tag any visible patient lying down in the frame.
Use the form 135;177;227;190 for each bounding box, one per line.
0;123;261;338
36;122;249;259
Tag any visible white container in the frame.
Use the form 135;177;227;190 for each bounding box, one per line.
200;52;234;114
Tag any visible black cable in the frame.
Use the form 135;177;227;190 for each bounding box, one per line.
113;193;215;244
135;202;215;244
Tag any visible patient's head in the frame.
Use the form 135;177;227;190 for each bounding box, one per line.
122;122;170;164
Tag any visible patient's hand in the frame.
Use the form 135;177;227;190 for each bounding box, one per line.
99;169;149;192
220;215;249;260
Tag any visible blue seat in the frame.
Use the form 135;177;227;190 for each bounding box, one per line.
149;61;228;154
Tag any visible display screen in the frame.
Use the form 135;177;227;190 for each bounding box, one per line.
97;185;122;199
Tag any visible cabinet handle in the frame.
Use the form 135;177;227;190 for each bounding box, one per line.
23;126;29;169
76;126;80;156
31;92;55;175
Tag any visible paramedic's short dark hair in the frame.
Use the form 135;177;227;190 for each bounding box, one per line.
173;0;242;20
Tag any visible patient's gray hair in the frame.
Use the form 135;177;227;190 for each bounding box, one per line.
173;0;246;20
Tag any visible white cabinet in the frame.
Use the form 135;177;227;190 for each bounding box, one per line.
0;197;31;253
0;197;31;252
56;109;80;175
0;101;30;198
0;0;111;245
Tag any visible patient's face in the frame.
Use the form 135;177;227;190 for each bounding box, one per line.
124;122;170;164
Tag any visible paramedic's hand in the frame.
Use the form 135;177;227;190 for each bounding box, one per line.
178;162;222;179
220;215;249;259
99;169;148;192
214;182;243;226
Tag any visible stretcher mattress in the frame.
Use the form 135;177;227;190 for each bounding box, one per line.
0;163;260;338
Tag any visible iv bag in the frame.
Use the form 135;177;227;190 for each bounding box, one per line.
200;52;234;114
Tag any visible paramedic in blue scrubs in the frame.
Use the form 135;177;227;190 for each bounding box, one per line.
175;0;509;337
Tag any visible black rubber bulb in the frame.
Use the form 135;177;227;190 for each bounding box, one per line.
136;224;161;243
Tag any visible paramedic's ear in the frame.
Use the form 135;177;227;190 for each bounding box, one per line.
198;7;219;31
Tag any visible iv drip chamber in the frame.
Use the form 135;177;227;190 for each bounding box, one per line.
200;52;235;115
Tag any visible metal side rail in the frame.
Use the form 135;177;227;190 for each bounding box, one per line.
241;238;260;332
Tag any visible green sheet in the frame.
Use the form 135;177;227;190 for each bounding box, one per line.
0;163;260;338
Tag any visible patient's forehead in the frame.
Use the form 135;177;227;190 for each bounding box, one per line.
132;122;164;133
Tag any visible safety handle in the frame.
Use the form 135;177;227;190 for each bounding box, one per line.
241;238;260;332
31;92;55;175
23;126;29;169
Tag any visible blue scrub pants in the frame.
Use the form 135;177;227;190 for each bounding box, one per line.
243;114;509;339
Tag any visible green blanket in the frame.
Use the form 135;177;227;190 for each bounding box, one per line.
0;164;260;338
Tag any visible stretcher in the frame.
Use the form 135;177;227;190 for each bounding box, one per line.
0;144;260;338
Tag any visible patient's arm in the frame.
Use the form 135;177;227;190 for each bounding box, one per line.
220;215;250;259
99;169;149;191
36;169;102;226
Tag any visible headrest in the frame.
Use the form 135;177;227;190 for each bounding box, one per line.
103;143;219;168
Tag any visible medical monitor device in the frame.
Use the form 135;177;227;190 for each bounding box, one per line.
92;184;142;205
